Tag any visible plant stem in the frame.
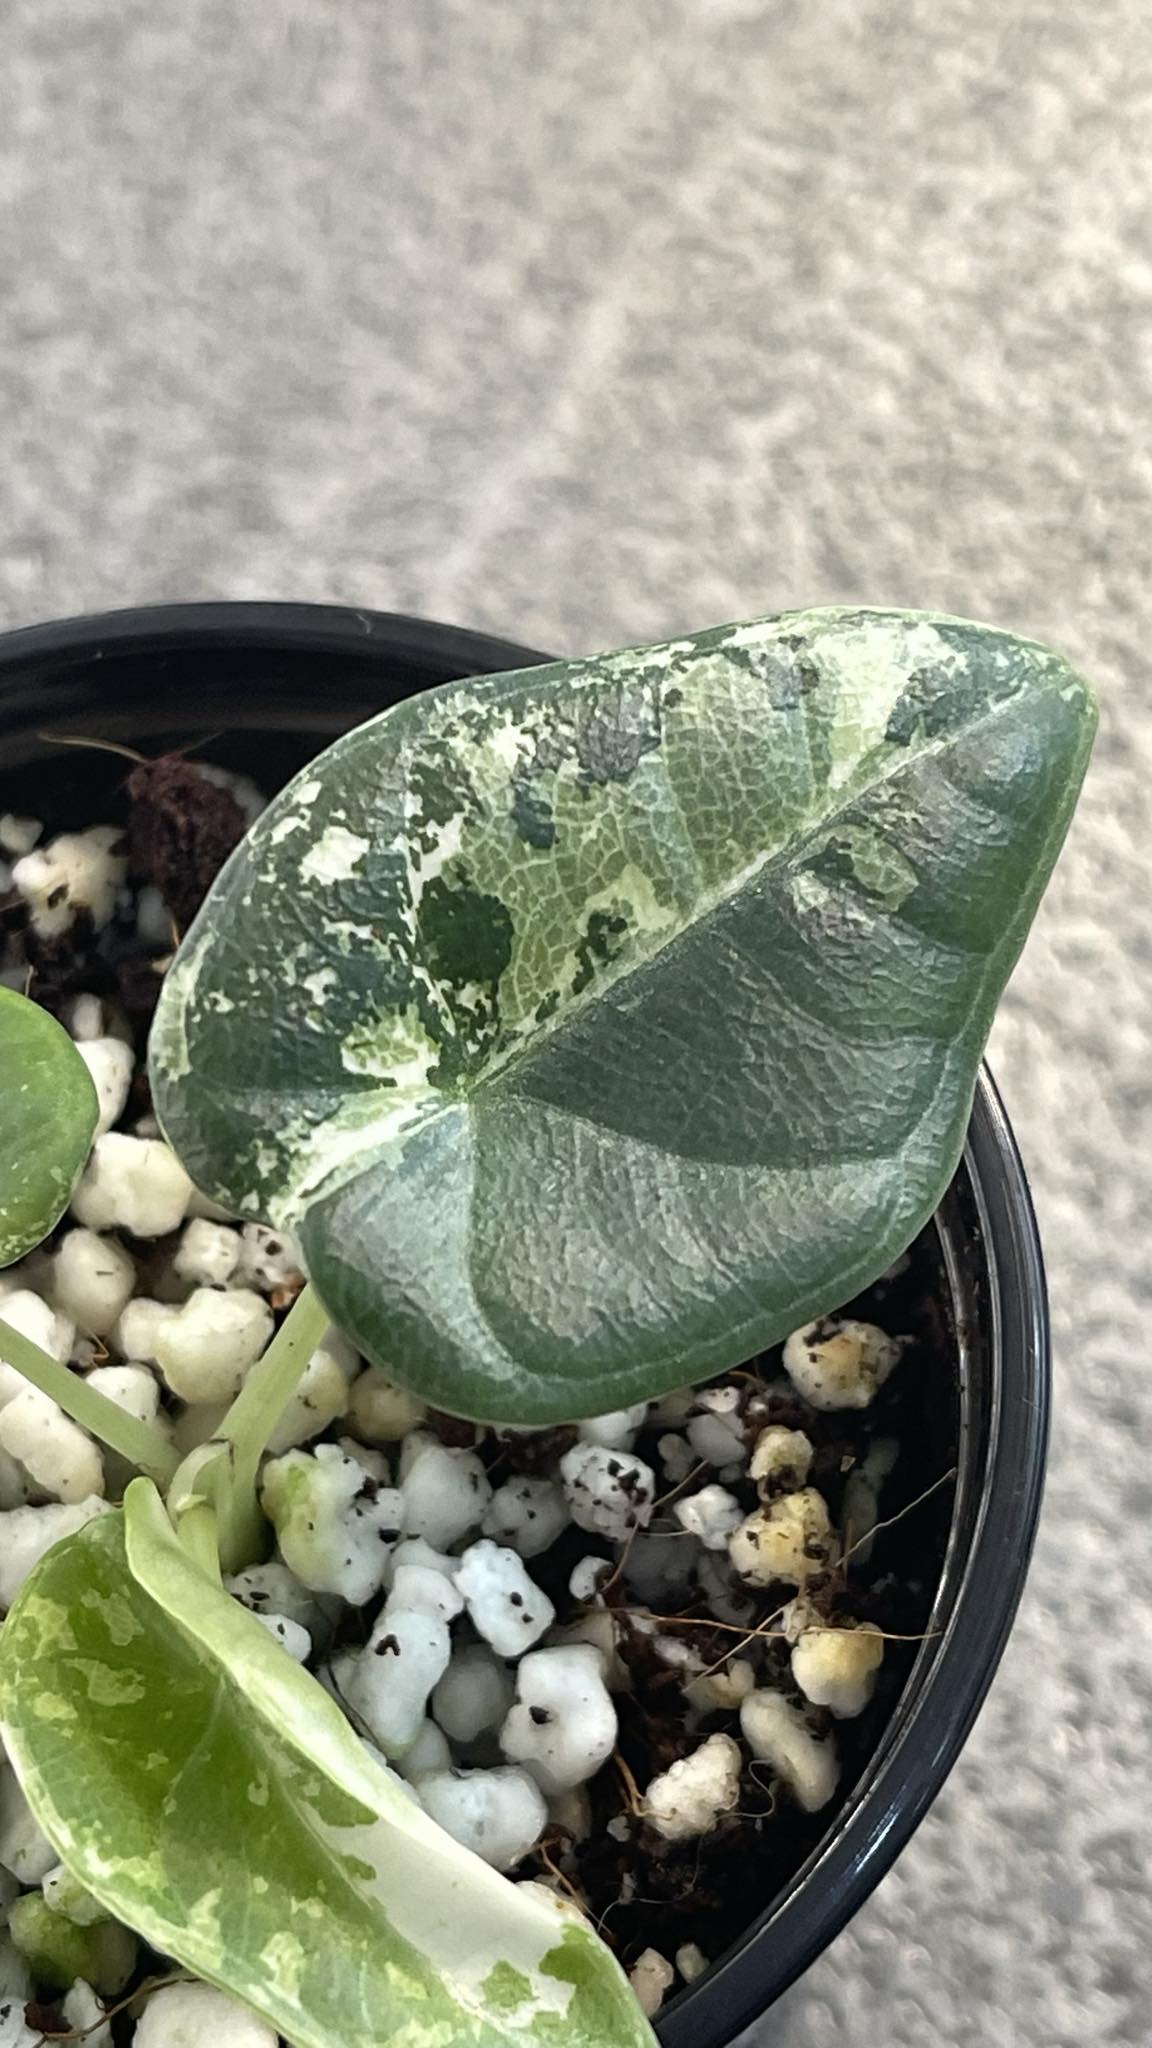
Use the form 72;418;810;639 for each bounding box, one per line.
218;1282;329;1476
0;1323;179;1481
167;1283;329;1574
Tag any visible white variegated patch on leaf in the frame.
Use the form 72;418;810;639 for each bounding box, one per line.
149;608;1096;1421
0;1486;652;2048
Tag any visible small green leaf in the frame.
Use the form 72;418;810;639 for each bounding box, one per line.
0;1487;653;2048
0;988;98;1268
149;609;1096;1421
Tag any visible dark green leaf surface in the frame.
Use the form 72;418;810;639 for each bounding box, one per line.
150;609;1096;1420
0;987;98;1267
0;1488;652;2048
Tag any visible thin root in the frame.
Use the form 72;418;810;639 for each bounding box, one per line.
613;1750;645;1815
651;1460;711;1513
36;732;148;764
839;1466;958;1569
35;1971;193;2043
534;1840;586;1910
597;1521;639;1599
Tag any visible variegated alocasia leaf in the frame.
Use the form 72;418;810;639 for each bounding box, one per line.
0;1483;653;2048
149;608;1096;1422
0;987;98;1267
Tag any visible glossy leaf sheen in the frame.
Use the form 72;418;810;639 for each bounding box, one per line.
0;1487;652;2048
150;609;1096;1420
0;987;98;1267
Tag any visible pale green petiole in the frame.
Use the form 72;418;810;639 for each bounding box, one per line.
166;1440;234;1572
167;1283;329;1573
172;1498;222;1585
0;1322;179;1482
216;1282;329;1476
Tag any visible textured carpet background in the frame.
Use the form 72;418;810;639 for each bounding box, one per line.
1;3;1149;2041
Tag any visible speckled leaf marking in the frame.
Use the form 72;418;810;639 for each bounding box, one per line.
150;608;1096;1421
0;1489;653;2048
0;988;98;1267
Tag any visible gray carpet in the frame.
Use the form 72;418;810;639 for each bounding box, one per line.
2;2;1149;2041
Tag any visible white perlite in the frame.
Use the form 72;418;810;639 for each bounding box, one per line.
0;815;41;857
0;1499;109;1611
629;1949;675;2018
560;1441;655;1541
656;1432;696;1484
154;1286;273;1402
416;1767;548;1870
232;1222;304;1295
686;1407;746;1469
62;993;105;1042
841;1436;900;1567
399;1436;492;1548
782;1317;901;1410
43;1865;107;1926
673;1483;743;1550
61;1981;110;2048
337;1436;390;1483
500;1644;617;1792
481;1475;570;1557
393;1718;452;1780
728;1487;835;1586
85;1364;160;1426
454;1539;555;1656
51;1229;136;1337
642;1732;743;1840
224;1560;322;1633
134;1981;276;2048
576;1403;649;1449
568;1555;612;1603
172;1217;241;1289
112;1296;177;1366
383;1535;459;1589
1;1292;75;1405
135;883;172;950
74;1037;134;1138
223;1564;317;1630
72;1134;194;1239
749;1424;814;1495
346;1365;427;1443
11;827;127;939
432;1645;515;1744
332;1575;456;1755
0;1446;31;1512
252;1611;312;1662
791;1621;884;1718
262;1444;404;1603
0;1389;103;1503
389;1560;466;1624
740;1689;839;1812
676;1943;709;1984
264;1336;359;1455
548;1607;630;1692
684;1658;757;1715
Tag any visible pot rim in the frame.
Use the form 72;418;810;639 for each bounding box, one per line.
0;601;1050;2045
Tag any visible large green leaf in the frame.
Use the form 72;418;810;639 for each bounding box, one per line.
149;608;1095;1421
0;988;98;1267
0;1484;651;2048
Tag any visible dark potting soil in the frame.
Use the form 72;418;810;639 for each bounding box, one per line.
3;751;961;1992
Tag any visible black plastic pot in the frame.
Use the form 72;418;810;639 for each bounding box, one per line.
0;603;1050;2047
